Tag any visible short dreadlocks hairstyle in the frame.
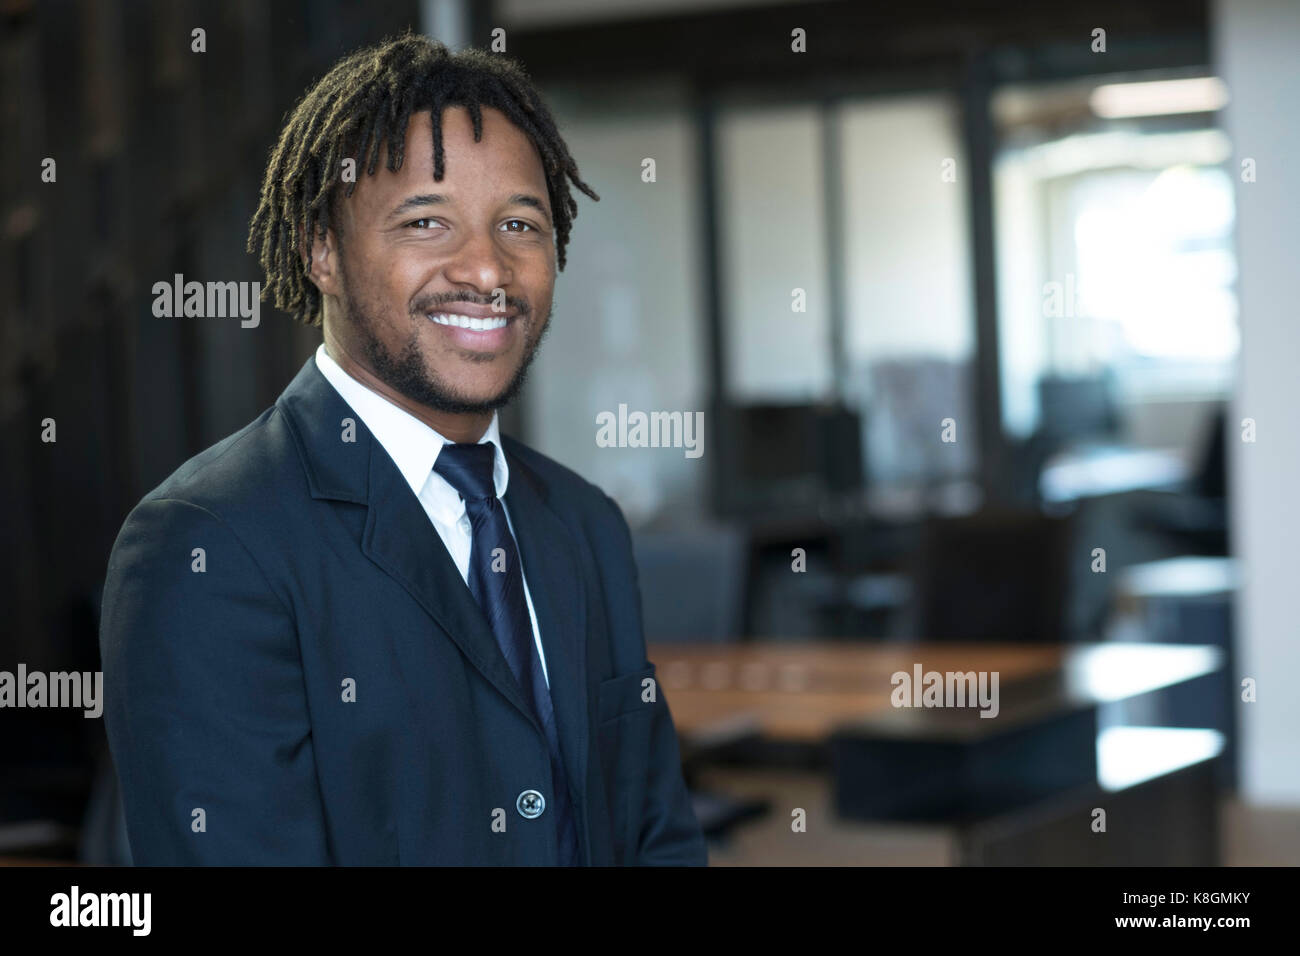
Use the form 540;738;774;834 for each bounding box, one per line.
247;31;599;326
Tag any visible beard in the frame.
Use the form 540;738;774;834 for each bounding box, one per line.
339;280;551;416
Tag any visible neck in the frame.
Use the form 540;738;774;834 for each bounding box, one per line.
322;331;492;445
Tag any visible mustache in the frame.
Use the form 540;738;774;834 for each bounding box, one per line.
412;293;528;316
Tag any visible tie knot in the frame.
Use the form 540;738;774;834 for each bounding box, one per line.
433;441;498;503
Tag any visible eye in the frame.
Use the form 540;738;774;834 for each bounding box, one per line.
501;219;535;233
407;218;442;230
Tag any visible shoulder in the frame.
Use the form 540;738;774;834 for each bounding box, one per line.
501;434;632;540
502;434;610;509
118;403;306;550
156;403;298;500
103;403;309;626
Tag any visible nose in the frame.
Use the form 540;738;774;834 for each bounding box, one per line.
442;226;513;298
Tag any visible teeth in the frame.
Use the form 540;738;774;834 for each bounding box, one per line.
429;313;510;331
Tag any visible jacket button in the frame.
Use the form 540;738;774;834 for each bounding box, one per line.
516;789;546;819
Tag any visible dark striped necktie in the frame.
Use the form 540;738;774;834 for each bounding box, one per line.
432;441;580;866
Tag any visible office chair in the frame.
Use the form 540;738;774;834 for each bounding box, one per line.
1134;406;1228;555
631;524;746;643
1035;373;1120;449
910;508;1072;643
630;523;771;844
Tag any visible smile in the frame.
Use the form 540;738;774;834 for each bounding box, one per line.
428;312;512;331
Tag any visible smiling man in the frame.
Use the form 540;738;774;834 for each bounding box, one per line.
98;33;707;866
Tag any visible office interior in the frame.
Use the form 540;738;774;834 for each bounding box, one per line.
1;0;1297;866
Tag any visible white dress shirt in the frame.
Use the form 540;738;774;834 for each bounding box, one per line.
314;343;549;687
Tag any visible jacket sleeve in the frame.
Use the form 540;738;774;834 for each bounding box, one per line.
601;493;709;866
99;497;330;865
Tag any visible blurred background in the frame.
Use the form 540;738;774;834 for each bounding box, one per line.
2;0;1297;865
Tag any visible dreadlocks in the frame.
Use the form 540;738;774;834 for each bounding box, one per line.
247;30;599;326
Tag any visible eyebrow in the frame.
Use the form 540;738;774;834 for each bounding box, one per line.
386;192;552;225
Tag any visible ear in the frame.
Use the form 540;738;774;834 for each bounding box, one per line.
301;221;342;298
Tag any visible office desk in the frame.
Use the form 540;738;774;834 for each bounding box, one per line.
651;641;1219;742
650;641;1224;865
1114;556;1239;791
1038;444;1188;503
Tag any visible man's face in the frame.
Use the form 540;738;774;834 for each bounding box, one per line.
327;106;556;413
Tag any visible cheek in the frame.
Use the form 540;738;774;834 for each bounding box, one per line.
351;242;424;303
522;269;555;317
530;305;552;339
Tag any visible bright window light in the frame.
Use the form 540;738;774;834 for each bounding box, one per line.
1090;77;1229;119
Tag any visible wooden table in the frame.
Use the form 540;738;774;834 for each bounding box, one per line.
649;641;1221;742
649;640;1225;864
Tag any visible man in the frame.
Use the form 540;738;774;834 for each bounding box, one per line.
98;33;707;866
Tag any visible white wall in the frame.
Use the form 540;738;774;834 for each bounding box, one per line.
522;84;708;527
995;153;1049;438
841;95;974;365
1214;0;1300;805
717;105;832;400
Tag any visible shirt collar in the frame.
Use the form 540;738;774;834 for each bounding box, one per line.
313;343;509;503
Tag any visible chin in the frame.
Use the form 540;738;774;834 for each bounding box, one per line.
454;389;510;410
441;371;515;401
437;374;524;412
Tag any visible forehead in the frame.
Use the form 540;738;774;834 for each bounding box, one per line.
348;105;548;211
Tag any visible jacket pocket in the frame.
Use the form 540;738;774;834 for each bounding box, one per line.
596;664;657;863
598;664;657;722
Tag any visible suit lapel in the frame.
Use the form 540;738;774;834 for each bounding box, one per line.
279;356;594;857
501;445;591;844
360;441;541;723
276;355;539;725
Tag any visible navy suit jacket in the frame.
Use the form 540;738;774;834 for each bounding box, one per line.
98;355;708;866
